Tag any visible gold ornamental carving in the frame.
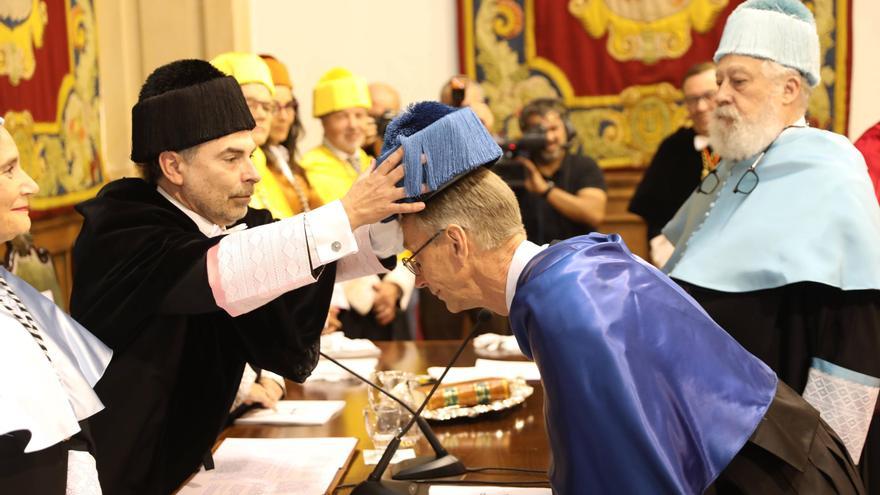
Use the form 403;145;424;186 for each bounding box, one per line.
567;0;729;64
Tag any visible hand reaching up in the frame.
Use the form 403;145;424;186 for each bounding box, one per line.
340;148;425;229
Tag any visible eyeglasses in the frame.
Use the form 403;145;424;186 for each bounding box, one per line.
246;98;275;116
274;99;298;114
696;148;720;194
695;123;804;196
401;230;443;276
683;90;717;109
696;150;764;195
733;151;763;194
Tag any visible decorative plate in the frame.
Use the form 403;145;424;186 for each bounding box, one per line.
421;378;534;421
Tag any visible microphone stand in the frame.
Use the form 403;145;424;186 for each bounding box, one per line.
351;310;493;495
318;352;466;479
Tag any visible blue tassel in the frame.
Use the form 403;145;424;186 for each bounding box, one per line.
386;105;502;199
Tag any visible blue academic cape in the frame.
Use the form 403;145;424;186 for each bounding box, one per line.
663;127;880;293
509;234;777;494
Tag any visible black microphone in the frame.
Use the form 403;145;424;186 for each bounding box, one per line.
351;309;493;495
318;351;466;479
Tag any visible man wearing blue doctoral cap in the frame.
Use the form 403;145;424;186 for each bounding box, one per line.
663;1;880;488
383;100;863;493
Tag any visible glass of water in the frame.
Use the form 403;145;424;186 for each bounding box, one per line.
364;370;422;449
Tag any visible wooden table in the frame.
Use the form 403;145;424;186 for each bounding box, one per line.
221;341;551;493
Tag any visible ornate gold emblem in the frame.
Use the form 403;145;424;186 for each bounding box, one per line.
567;0;729;64
0;0;48;85
2;0;104;208
806;0;838;131
465;0;848;167
474;0;561;135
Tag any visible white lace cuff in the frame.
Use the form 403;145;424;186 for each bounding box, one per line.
802;358;879;464
66;450;102;494
208;214;316;316
206;201;386;316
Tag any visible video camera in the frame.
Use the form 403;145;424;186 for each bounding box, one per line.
492;127;547;188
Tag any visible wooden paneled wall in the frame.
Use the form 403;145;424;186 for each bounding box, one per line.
598;167;648;260
95;0;254;180
31;211;83;308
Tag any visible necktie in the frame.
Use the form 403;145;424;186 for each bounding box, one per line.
347;155;362;173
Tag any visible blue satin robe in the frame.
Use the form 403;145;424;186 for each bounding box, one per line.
508;234;777;494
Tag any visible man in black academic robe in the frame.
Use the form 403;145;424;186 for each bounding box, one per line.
628;126;704;238
69;59;421;494
628;61;717;266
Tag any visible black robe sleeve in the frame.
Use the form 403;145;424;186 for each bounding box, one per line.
629;127;703;239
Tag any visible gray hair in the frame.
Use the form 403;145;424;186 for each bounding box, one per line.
408;168;525;251
761;59;812;112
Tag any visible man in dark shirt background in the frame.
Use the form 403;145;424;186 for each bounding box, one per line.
514;98;607;245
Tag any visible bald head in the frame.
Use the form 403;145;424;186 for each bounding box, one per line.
369;82;401;117
438;77;495;131
439;77;484;106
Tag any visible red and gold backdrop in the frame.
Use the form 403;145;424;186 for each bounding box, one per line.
0;0;104;214
458;0;851;168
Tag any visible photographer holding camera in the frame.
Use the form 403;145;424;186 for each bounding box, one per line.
363;82;401;158
513;99;607;245
439;75;495;131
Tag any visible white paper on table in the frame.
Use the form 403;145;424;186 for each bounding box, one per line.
429;486;551;495
427;360;540;383
306;357;379;383
475;359;540;381
178;437;356;495
234;400;345;426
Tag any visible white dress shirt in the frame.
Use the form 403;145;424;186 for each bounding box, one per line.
505;240;547;313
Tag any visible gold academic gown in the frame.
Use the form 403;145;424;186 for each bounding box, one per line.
300;145;371;203
249;147;294;219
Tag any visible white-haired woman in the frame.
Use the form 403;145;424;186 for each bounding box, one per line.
0;117;110;494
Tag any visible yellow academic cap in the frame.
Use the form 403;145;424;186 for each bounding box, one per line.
210;52;275;96
313;67;371;118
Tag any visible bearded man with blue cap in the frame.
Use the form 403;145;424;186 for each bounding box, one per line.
662;1;880;489
383;99;862;494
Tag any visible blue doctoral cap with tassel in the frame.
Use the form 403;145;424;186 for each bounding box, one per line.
378;101;502;201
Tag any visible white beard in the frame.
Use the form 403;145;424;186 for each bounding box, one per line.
709;101;785;161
